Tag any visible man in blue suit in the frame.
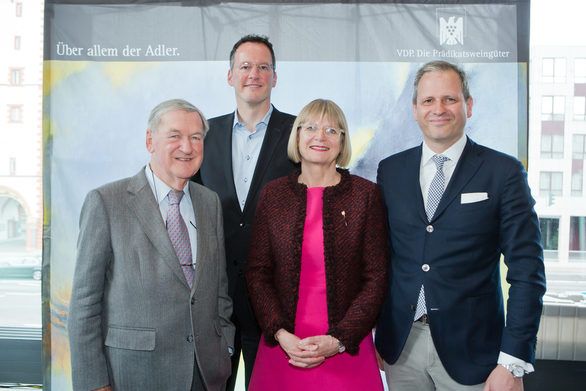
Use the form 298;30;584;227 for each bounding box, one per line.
375;61;546;391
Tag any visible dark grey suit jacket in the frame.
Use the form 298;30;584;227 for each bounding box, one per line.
196;106;298;328
68;169;235;391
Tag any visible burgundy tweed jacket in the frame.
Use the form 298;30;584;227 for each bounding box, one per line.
245;169;388;355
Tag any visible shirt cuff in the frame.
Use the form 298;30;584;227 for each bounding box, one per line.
497;351;534;374
228;347;233;357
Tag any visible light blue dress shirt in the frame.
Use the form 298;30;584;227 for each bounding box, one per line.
231;105;273;211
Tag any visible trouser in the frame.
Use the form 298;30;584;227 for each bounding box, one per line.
226;277;262;391
225;326;261;391
192;353;206;391
382;321;485;391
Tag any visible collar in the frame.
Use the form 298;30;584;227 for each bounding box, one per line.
232;104;274;131
144;164;191;204
421;133;467;166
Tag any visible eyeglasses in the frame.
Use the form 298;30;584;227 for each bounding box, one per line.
300;124;345;137
236;62;274;74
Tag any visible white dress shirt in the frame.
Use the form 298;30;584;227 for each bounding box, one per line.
419;133;467;206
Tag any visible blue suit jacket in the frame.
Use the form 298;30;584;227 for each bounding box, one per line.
375;138;546;385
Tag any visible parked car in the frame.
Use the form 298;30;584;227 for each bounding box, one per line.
0;256;42;280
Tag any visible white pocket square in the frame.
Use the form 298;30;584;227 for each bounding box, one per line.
461;192;489;204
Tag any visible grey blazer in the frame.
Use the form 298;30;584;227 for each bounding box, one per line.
68;169;235;391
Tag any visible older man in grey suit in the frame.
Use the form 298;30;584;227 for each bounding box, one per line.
68;99;235;391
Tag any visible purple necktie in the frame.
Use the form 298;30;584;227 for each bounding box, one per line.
167;190;194;288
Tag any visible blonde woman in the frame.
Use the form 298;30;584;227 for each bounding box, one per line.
246;99;387;390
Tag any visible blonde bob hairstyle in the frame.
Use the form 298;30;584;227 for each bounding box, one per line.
287;99;352;167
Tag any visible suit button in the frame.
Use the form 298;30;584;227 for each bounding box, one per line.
410;305;415;311
422;264;430;272
239;222;245;228
187;335;194;342
426;225;434;233
191;297;196;305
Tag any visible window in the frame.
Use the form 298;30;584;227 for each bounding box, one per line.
9;158;16;176
540;171;563;196
541;134;564;159
541;95;565;120
571;170;583;196
575;96;586;121
576;58;586;83
574;134;586;159
569;216;586;261
10;69;23;85
16;2;22;17
14;36;21;50
572;138;585;196
9;106;23;123
542;57;566;83
539;217;559;261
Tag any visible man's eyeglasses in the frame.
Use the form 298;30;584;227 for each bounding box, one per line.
300;124;345;137
237;62;273;74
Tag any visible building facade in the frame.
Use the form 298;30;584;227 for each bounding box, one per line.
0;0;43;255
529;46;586;287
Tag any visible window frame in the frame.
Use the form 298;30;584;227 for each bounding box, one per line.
10;68;23;86
8;105;23;123
540;171;564;196
541;95;565;121
542;57;567;83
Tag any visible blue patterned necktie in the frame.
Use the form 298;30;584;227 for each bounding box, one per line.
415;154;449;321
425;154;450;221
167;190;194;288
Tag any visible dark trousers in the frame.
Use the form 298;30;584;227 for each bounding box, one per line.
226;326;261;391
192;353;206;391
226;278;261;391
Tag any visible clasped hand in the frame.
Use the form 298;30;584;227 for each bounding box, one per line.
275;329;340;368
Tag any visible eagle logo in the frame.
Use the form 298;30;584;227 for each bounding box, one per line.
439;16;464;45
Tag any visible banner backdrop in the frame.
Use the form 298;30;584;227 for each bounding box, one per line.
43;1;529;388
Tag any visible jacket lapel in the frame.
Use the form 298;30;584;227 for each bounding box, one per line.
217;113;240;211
432;138;482;221
126;169;190;288
188;182;208;294
410;145;428;223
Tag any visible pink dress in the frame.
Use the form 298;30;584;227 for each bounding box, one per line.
249;187;383;391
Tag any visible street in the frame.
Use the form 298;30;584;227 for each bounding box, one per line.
0;279;41;328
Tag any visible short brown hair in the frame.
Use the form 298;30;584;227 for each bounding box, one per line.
229;34;275;70
413;60;471;104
